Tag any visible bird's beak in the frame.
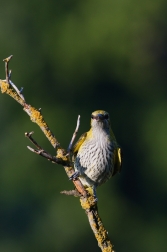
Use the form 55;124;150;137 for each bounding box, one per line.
96;114;105;121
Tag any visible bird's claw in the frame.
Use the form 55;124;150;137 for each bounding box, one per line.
69;171;80;180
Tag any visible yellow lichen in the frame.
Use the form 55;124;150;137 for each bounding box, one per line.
0;80;9;93
80;195;96;210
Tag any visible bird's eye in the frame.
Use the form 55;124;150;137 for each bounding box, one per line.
104;114;109;119
91;114;95;119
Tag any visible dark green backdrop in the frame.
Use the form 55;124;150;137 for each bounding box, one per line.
0;1;167;251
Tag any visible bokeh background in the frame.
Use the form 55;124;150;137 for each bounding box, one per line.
0;1;167;251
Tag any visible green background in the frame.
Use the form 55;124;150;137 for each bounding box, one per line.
0;1;167;251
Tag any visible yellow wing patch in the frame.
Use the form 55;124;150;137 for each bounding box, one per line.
72;132;87;157
112;147;122;176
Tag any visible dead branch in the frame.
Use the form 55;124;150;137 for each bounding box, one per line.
60;189;81;197
0;56;115;252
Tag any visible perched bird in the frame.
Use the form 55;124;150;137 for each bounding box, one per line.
72;110;122;198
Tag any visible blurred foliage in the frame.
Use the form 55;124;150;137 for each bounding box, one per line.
0;0;167;251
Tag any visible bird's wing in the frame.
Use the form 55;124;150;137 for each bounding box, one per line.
109;129;122;176
112;147;122;176
72;132;87;157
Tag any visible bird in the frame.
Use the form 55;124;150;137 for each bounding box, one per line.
71;110;122;198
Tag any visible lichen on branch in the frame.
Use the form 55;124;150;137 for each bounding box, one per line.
0;56;115;252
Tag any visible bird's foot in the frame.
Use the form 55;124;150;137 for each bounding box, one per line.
69;171;80;180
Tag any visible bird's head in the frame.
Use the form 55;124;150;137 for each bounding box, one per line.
90;110;110;131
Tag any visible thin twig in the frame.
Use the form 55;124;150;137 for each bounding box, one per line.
9;79;25;101
25;132;67;165
25;132;42;150
67;115;80;153
3;55;25;101
60;190;81;197
3;55;13;84
27;146;59;163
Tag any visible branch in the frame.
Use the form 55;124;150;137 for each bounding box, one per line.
0;56;115;252
1;56;59;148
